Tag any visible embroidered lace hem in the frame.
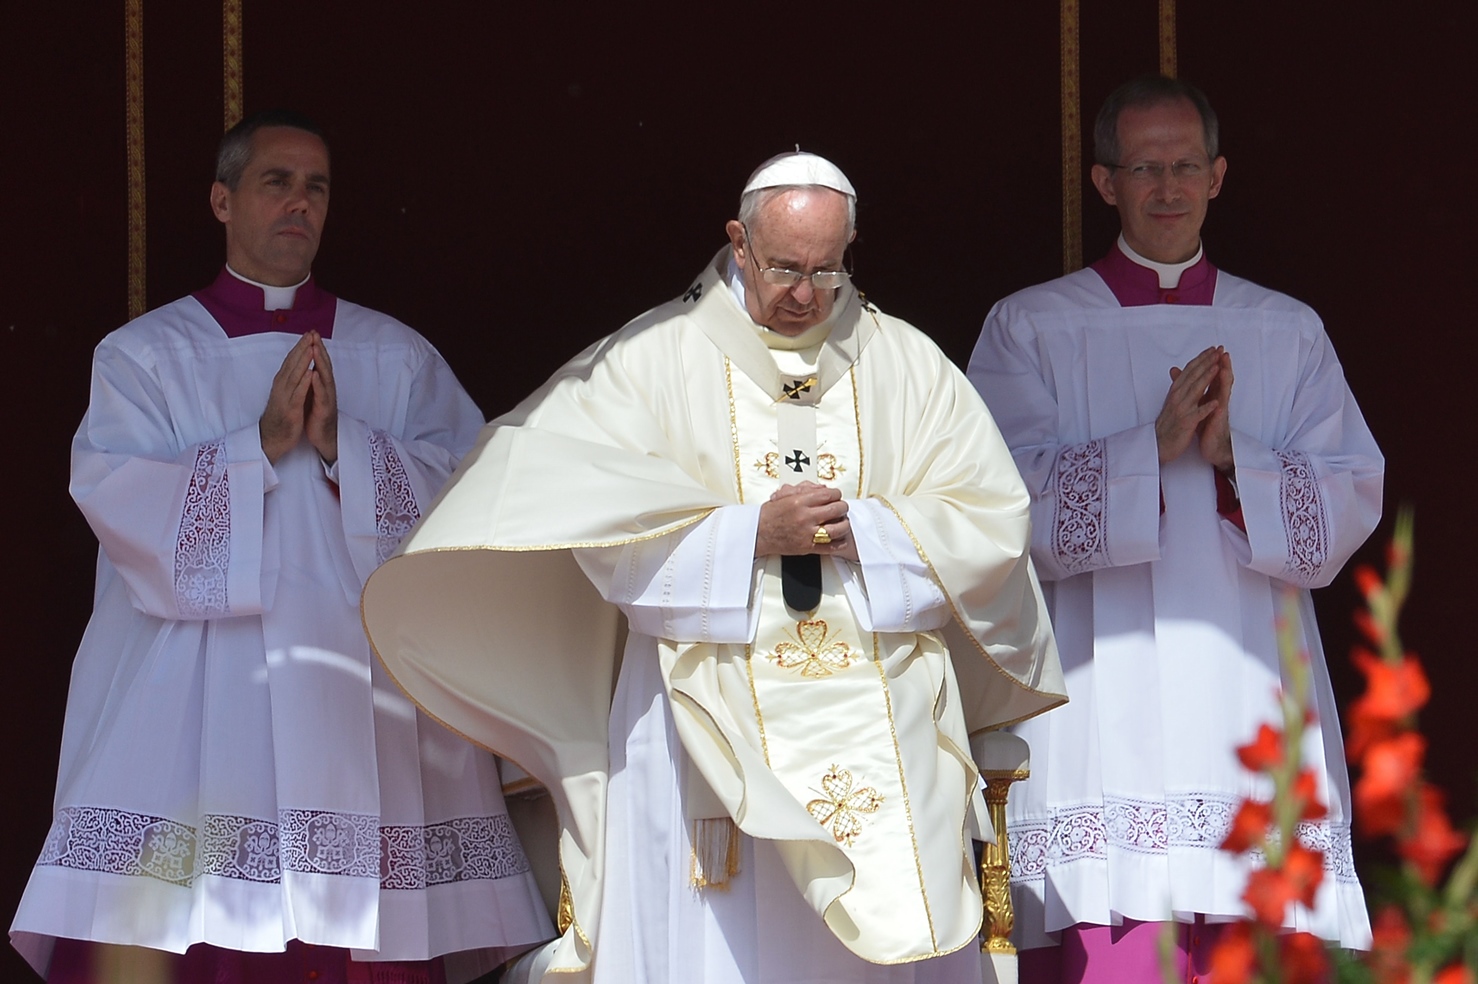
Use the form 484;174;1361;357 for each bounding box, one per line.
37;805;531;889
1010;793;1358;884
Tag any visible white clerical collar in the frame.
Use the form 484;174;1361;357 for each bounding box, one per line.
226;265;310;310
1118;235;1203;289
723;253;833;351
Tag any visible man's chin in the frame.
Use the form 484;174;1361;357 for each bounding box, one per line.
766;313;824;337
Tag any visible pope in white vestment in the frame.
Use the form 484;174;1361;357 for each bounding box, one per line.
11;114;551;983
965;80;1380;970
362;154;1066;984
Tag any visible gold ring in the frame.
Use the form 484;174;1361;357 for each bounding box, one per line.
813;525;832;546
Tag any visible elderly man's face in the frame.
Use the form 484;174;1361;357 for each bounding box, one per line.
725;188;853;337
1090;98;1226;264
210;126;330;286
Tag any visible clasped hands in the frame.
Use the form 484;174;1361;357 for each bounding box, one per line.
755;481;859;562
259;330;338;465
1156;344;1235;472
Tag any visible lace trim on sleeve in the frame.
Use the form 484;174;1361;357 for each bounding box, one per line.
1052;439;1109;575
1276;450;1329;582
175;440;231;617
370;429;421;566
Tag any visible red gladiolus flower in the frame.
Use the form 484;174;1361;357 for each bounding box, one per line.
1351;649;1430;720
1354;608;1386;649
1355;732;1426;837
1434;964;1475;984
1208;922;1256;984
1346;697;1401;761
1398;783;1468;887
1280;932;1329;984
1354;564;1383;599
1242;843;1323;927
1237;723;1284;773
1283;843;1325;907
1221;799;1272;853
1292;769;1329;821
1243;868;1295;925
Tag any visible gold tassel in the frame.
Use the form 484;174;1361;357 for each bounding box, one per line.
690;817;741;889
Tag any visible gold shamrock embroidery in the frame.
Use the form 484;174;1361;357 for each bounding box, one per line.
806;765;884;846
753;451;845;480
767;619;859;678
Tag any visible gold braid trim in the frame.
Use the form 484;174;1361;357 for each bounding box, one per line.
222;0;243;129
124;0;146;320
1159;0;1178;78
1059;0;1082;274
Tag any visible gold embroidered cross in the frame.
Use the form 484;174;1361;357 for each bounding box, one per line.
754;451;844;481
806;765;884;846
767;619;859;678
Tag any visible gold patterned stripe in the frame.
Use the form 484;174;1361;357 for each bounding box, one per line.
125;0;146;319
725;358;745;504
872;640;939;953
1159;0;1178;78
849;364;864;498
743;644;771;767
222;0;243;129
1059;0;1082;275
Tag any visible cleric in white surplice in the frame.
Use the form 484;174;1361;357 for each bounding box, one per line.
11;111;552;983
966;76;1380;981
361;153;1067;983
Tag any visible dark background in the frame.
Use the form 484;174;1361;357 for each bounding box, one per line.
3;4;1473;978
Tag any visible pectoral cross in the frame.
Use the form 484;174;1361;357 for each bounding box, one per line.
779;377;817;402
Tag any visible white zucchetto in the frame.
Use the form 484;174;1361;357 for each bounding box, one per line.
742;152;856;197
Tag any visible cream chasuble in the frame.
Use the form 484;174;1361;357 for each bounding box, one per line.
363;248;1065;980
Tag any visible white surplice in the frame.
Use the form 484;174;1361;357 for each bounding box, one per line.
967;266;1381;949
362;248;1067;983
11;292;552;979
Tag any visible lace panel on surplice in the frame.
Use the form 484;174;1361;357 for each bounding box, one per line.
1009;793;1358;886
37;805;532;889
175;440;231;616
1276;450;1329;582
1052;439;1109;575
370;429;420;566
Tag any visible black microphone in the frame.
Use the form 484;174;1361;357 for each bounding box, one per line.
781;554;822;613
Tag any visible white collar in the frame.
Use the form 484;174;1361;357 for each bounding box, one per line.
226;265;310;311
1118;234;1203;289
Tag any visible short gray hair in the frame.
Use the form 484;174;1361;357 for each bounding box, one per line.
215;109;328;190
738;185;857;238
1093;75;1220;166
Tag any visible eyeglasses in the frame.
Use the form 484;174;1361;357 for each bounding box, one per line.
1104;158;1210;182
741;223;851;291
